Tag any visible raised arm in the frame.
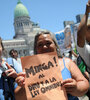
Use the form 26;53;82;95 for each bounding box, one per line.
77;1;90;47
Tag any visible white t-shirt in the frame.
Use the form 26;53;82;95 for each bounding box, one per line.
77;41;90;73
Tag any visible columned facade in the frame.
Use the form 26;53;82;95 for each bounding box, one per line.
14;16;33;39
2;0;47;58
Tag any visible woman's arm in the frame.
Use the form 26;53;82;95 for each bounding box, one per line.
14;86;27;100
62;58;89;97
14;72;26;100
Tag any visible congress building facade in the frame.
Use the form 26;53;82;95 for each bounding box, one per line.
2;0;47;58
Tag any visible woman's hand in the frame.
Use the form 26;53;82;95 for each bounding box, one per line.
15;72;26;88
5;63;17;78
61;78;77;94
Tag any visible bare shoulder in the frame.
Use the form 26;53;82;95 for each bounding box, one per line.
58;57;73;70
63;57;77;70
58;57;74;66
58;58;63;62
58;58;64;66
64;57;72;64
58;57;73;65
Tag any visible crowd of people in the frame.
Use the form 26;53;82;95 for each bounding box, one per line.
0;1;90;100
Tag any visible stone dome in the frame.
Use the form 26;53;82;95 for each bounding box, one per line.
14;0;29;18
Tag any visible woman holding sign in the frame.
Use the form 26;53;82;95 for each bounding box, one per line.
16;31;89;100
34;31;89;100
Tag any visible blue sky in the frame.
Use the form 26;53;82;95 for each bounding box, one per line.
0;0;88;40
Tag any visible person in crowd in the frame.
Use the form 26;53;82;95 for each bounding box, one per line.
77;55;89;81
7;49;22;73
0;37;19;100
16;31;89;100
9;49;18;60
65;48;89;81
64;49;78;63
7;49;25;100
9;49;21;64
77;0;90;99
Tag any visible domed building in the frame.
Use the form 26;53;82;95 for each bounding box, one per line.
14;0;33;38
2;0;47;57
14;0;29;18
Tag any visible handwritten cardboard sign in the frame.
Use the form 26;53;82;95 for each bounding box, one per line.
21;52;67;100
